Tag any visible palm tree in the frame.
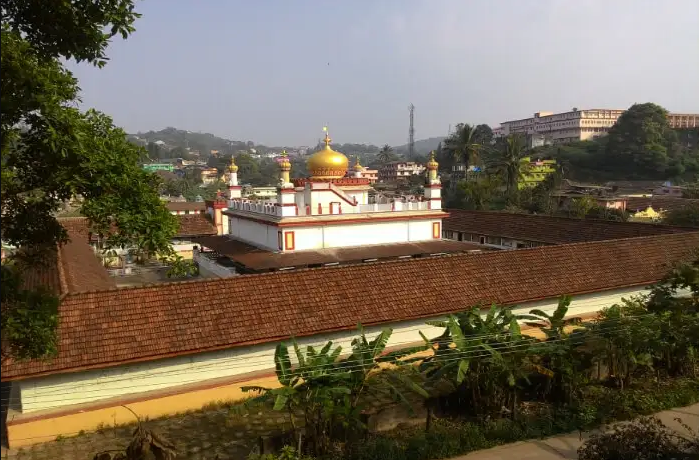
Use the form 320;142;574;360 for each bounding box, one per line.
443;123;485;168
378;144;394;164
485;134;529;196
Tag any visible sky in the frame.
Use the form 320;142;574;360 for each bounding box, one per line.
68;0;699;147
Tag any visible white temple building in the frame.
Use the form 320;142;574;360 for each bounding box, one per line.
192;128;486;275
225;129;445;251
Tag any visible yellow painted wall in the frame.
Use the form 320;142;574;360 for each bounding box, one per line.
8;287;647;447
8;374;279;448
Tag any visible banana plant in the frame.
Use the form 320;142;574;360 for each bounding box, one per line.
525;295;581;340
417;304;542;418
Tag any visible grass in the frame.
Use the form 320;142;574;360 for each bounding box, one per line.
340;377;699;460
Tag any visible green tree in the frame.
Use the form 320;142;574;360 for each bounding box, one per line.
456;175;501;210
473;124;494;146
604;103;678;178
585;205;629;222
663;205;699;227
1;0;183;360
146;142;162;161
378;144;395;164
444;123;485;167
485;134;529;196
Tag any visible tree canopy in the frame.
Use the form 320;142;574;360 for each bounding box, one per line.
531;104;698;182
1;0;181;360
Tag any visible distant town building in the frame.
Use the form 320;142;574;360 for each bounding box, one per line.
242;185;277;198
200;167;220;185
379;161;426;182
520;157;557;189
667;113;698;129
495;109;699;146
142;163;174;172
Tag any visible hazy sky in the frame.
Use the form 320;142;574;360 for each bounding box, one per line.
68;0;699;147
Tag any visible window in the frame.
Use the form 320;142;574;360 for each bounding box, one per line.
432;222;441;239
486;236;501;245
284;231;295;250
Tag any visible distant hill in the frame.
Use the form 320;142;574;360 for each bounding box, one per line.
128;127;251;157
129;127;383;158
395;137;446;154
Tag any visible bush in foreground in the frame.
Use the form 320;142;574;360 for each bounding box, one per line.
578;416;699;460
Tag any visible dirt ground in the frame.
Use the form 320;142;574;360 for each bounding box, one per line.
2;403;296;460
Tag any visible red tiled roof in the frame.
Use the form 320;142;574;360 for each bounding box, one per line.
443;209;691;245
58;215;217;240
626;197;699;213
192;236;490;271
3;231;697;381
175;214;217;237
20;219;116;296
166;202;207;212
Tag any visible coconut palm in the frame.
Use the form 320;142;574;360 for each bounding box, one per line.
377;144;395;164
443;123;486;168
484;134;529;196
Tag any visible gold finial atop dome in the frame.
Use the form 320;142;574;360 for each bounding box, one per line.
426;150;439;183
279;149;291;171
306;127;348;180
228;156;239;173
426;150;439;170
353;156;364;172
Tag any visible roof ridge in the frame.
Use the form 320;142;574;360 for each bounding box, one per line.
446;208;690;229
65;231;699;298
55;241;70;295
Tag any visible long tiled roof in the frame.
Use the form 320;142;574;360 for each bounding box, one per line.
626;197;699;213
3;231;698;381
192;236;489;271
175;214;217;237
443;209;691;244
58;215;216;240
20;220;116;296
166;201;207;212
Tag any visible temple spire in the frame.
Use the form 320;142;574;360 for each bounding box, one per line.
278;149;292;188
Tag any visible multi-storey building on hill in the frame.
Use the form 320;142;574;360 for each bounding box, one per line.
497;108;699;146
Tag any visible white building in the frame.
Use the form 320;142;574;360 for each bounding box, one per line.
224;131;444;253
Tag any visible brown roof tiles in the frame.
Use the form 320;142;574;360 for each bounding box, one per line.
192;236;489;271
443;209;691;245
175;214;217;237
21;219;116;296
166;201;207;213
3;231;698;381
626;197;699;214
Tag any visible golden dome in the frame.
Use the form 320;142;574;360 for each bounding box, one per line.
307;131;348;180
353;157;364;172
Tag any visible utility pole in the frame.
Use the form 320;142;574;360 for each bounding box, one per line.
408;104;415;159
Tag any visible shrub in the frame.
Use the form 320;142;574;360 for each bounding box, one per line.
578;416;699;460
248;445;315;460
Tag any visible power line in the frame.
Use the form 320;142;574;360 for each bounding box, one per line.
7;301;616;398
4;312;659;408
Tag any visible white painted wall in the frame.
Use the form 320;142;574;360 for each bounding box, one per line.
193;251;237;278
286;219;440;251
345;190;369;206
289;227;324;250
17;287;648;414
228;217;278;250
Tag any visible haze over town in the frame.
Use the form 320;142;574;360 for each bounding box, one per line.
2;1;699;459
69;0;699;146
